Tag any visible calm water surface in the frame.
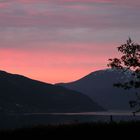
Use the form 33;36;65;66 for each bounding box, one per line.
1;111;140;129
24;111;140;116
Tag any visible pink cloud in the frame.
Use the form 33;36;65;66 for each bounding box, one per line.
0;0;140;83
0;0;140;5
0;0;139;30
0;1;10;8
11;0;140;6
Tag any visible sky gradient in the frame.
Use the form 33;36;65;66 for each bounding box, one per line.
0;0;140;83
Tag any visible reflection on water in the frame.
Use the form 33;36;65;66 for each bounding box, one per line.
1;111;140;129
24;111;140;116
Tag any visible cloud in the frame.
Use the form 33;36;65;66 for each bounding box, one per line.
0;0;140;29
0;0;140;47
1;0;139;5
0;0;140;83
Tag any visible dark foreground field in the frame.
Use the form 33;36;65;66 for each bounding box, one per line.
0;121;140;138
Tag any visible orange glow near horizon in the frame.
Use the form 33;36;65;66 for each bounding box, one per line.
0;46;110;84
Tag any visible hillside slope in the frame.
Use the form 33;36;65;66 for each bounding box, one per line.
0;70;104;113
57;69;137;111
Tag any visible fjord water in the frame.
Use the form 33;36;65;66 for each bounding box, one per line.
0;70;140;129
1;111;140;129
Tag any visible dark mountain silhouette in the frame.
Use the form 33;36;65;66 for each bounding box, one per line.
0;70;104;113
57;69;137;111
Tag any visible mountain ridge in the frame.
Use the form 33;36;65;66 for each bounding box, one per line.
0;70;104;113
57;68;137;111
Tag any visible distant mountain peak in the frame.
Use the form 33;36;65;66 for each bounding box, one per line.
58;68;136;111
0;70;9;75
0;70;23;77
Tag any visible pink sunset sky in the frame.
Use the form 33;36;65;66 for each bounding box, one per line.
0;0;140;83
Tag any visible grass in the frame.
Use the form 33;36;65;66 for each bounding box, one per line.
0;121;140;137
